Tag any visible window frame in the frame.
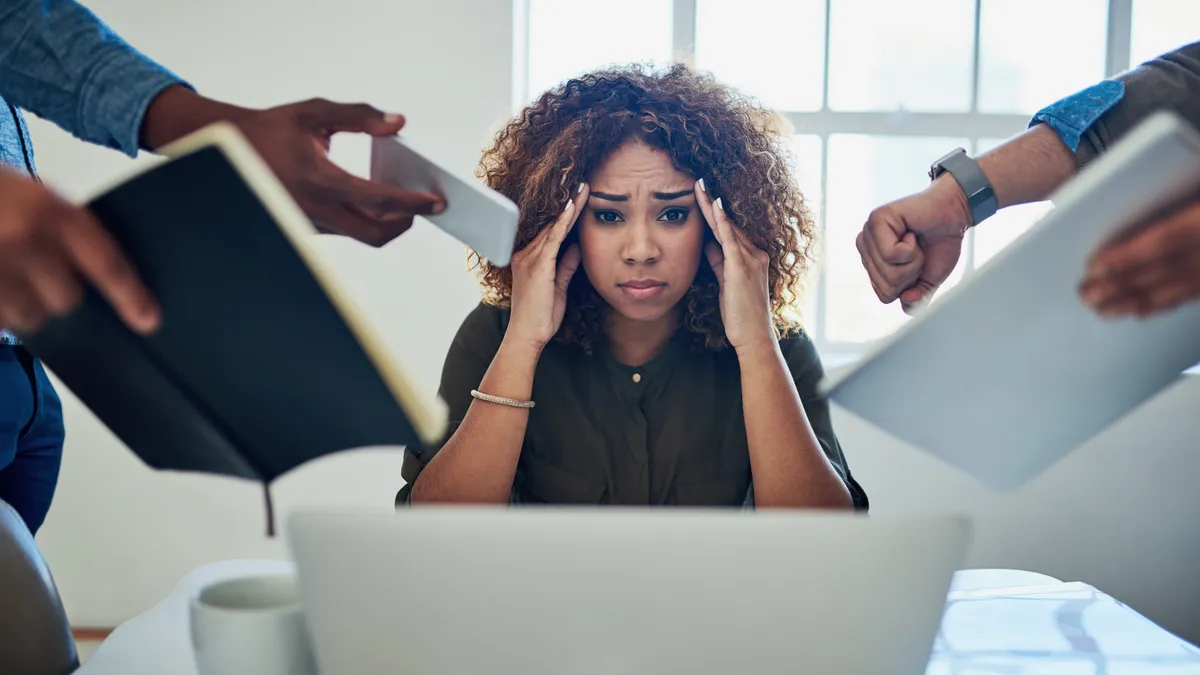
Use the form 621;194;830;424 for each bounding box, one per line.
515;0;1139;364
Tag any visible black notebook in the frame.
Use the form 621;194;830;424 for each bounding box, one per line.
21;123;448;523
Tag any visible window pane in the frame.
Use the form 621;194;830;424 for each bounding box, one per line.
1131;0;1200;66
828;0;974;112
825;135;968;344
526;0;673;100
978;0;1107;114
971;138;1054;266
695;0;825;111
783;135;824;327
972;202;1055;266
784;135;824;222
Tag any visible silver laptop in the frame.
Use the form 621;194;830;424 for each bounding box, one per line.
287;508;970;675
824;111;1200;491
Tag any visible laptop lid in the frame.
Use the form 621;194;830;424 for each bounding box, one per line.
287;508;970;675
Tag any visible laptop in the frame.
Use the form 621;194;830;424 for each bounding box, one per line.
823;110;1200;491
287;508;970;675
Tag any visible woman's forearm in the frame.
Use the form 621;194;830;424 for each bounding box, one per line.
736;342;854;509
409;339;542;504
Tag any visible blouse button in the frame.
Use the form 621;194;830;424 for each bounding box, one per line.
632;373;642;383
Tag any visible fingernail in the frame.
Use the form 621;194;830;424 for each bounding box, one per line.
698;178;706;193
714;197;724;211
432;201;446;215
577;183;585;195
564;200;574;213
140;304;162;333
383;113;404;125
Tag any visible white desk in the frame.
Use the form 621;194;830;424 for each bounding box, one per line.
78;561;1200;675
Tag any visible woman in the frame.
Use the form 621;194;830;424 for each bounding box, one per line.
400;64;867;509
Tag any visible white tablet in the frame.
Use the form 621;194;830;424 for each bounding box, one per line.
823;111;1200;491
370;135;519;266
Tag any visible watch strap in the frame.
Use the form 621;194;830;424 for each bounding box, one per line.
931;149;998;227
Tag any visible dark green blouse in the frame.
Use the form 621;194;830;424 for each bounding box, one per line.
398;303;868;509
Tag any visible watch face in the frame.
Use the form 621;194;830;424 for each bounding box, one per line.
928;147;966;182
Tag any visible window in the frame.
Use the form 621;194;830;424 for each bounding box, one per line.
519;0;1156;360
1130;0;1200;66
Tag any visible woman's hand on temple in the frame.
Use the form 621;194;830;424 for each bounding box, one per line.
506;183;590;352
695;180;776;353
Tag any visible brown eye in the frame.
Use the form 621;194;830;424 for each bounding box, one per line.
658;207;689;224
594;210;623;224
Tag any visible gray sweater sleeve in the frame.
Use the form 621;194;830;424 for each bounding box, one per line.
1076;41;1200;168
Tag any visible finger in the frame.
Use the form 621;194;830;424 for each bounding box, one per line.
296;99;408;136
1087;204;1200;280
866;212;921;266
712;197;743;263
54;203;160;334
0;275;48;334
730;223;765;266
856;232;879;295
1094;297;1141;319
1137;279;1200;317
694;179;724;245
1080;253;1185;310
858;233;897;303
314;164;446;217
860;229;921;301
899;280;938;315
867;230;924;295
705;241;725;286
545;182;589;248
729;219;757;252
23;243;85;317
306;201;415;248
554;243;582;293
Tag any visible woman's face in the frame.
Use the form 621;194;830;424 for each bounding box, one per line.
578;141;706;324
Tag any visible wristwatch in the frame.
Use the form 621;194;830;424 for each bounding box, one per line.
928;147;997;227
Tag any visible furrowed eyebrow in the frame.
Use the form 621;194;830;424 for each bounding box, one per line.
588;190;695;202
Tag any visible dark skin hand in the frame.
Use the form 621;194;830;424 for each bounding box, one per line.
1080;199;1200;318
140;86;446;247
0;167;159;335
0;86;445;337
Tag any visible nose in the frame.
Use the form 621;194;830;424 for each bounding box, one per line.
621;220;661;265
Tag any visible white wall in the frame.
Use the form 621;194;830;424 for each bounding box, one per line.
25;0;1200;647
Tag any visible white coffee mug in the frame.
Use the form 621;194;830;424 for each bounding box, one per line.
189;572;317;675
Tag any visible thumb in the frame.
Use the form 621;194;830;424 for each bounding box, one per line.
555;244;582;293
705;241;725;284
899;280;937;315
301;100;407;136
880;230;921;266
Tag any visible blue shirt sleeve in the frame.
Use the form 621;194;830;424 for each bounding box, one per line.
1027;80;1126;152
0;0;191;157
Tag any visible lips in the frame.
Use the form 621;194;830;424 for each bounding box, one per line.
618;279;667;300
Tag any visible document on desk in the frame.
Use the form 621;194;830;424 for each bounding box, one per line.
824;111;1200;491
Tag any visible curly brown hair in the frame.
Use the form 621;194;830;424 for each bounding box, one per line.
472;63;817;354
